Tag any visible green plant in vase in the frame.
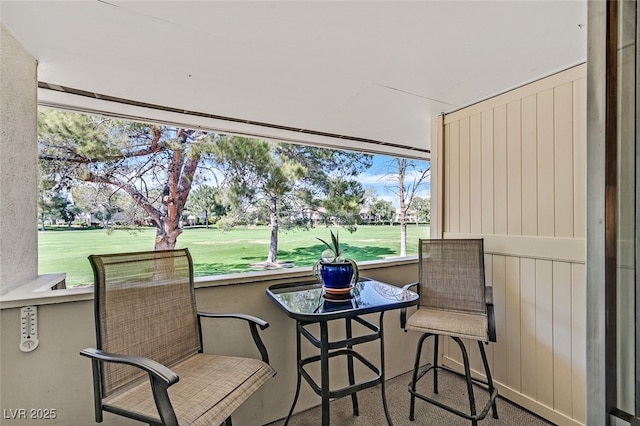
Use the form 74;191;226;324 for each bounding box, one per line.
312;230;359;290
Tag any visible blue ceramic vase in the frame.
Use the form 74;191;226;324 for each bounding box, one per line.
319;262;354;289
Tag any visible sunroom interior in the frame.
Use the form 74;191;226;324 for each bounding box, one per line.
0;1;634;425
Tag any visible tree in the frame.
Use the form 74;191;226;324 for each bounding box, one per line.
212;137;371;265
369;199;396;225
38;109;214;249
384;158;430;256
322;179;366;230
411;196;431;224
185;185;226;228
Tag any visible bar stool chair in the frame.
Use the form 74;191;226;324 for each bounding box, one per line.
401;238;498;425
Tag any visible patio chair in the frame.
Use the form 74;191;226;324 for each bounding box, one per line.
401;239;498;425
80;249;275;426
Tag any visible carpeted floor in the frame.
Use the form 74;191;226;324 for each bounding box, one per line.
265;368;555;425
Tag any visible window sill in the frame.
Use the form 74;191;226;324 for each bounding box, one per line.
194;257;418;288
0;257;418;310
0;273;94;309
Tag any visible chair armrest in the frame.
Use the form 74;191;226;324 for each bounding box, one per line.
402;281;419;291
484;287;496;342
80;348;179;384
80;348;179;425
197;312;271;364
485;286;494;305
400;282;419;330
198;312;269;330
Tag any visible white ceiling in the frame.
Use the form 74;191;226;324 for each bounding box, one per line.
2;1;587;158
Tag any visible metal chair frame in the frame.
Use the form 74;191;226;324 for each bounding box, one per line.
80;248;274;426
402;239;499;425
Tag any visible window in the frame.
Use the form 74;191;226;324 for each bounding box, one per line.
37;109;430;287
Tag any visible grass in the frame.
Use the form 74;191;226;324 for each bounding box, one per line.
38;224;430;287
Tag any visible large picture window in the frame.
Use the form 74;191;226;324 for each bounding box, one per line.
37;109;430;287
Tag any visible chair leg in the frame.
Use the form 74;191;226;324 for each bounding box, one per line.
409;332;430;421
433;335;439;394
478;341;499;419
409;335;498;424
452;337;477;426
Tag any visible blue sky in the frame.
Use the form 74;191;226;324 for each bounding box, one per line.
357;154;431;209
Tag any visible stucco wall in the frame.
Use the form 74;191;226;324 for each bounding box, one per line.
0;23;39;296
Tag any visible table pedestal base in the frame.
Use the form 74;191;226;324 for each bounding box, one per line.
283;312;393;426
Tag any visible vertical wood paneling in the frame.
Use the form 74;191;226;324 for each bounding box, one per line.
521;95;538;236
470;114;483;234
535;259;554;407
552;262;573;415
507;100;523;236
494;105;508;235
571;263;586;423
449;121;460;232
444;124;451;231
482;111;494;234
520;258;537;397
537;90;555;237
459;117;471;233
483;253;495;372
492;255;507;383
573;78;586;239
440;66;587;426
505;256;522;390
554;83;575;238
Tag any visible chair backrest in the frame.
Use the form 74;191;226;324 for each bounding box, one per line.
418;239;486;314
89;249;201;397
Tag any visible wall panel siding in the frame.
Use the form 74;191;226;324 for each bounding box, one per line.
520;257;537;397
449;121;460;233
571;263;586;423
492;255;508;383
554;83;575;238
470;114;483;234
507;101;523;236
440;65;586;426
459;117;471;233
494;105;508;235
481;111;494;234
505;256;521;390
537;89;555;238
552;261;573;415
572;78;587;239
535;259;554;407
521;95;539;236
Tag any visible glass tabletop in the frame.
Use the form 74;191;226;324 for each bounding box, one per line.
266;278;419;321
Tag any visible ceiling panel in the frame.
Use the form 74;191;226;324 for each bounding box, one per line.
1;1;587;157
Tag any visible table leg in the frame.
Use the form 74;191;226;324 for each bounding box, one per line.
284;321;303;426
379;311;393;425
320;321;330;426
345;318;359;416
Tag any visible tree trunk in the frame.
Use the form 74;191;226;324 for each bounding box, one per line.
154;182;184;250
267;196;278;264
400;216;407;257
397;158;408;256
154;217;182;250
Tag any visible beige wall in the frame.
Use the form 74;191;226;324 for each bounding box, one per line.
0;263;425;425
0;23;39;296
434;64;587;425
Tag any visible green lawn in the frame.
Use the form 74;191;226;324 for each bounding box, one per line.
39;224;430;287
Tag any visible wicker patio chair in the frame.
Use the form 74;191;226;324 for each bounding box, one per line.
80;249;275;426
401;239;498;425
